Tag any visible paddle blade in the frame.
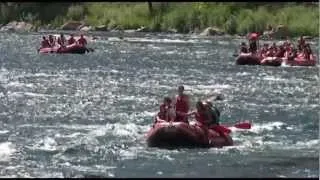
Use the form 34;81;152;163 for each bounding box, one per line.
211;125;232;135
234;122;251;129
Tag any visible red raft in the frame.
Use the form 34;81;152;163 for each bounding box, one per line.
260;57;283;66
38;44;89;54
146;121;233;148
235;53;261;65
236;53;283;66
284;55;317;66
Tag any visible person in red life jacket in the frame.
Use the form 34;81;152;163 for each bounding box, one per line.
78;34;87;47
187;101;212;127
287;48;298;61
57;33;66;48
259;44;269;58
239;42;249;53
155;97;176;124
248;39;258;54
41;36;50;48
68;34;76;45
275;45;286;58
297;36;306;51
48;35;55;47
187;101;212;143
303;44;313;61
173;85;190;123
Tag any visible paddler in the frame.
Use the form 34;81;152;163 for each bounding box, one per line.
173;85;190;123
203;101;220;126
68;34;76;45
155;97;176;123
78;34;87;47
248;32;258;54
57;33;66;48
41;36;50;48
48;35;55;47
240;42;249;53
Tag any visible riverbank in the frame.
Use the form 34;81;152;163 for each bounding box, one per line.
0;3;318;38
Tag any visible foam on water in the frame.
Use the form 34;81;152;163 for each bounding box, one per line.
0;142;16;162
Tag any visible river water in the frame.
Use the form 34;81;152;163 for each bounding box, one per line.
0;32;318;178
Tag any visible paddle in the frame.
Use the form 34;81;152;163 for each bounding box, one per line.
214;121;252;135
86;47;94;53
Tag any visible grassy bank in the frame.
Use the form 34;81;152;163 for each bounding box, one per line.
1;2;319;36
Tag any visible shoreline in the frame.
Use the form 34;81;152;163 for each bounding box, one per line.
0;22;317;41
0;3;318;39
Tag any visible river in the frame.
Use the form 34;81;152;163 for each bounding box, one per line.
0;32;318;178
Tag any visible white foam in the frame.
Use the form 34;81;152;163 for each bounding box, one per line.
249;121;286;133
0;142;16;162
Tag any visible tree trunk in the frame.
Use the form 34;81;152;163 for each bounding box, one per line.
147;1;153;16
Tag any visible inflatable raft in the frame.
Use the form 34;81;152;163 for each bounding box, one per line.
38;44;89;54
146;121;233;148
235;53;261;65
284;55;317;66
260;57;283;67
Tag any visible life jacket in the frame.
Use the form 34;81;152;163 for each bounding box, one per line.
240;46;248;53
249;41;257;53
57;37;66;46
158;104;167;121
78;38;87;46
195;111;208;125
41;40;50;48
68;37;76;45
175;95;189;113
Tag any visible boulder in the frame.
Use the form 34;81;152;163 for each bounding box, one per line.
80;26;92;32
167;28;177;33
135;26;150;32
0;21;33;32
124;29;136;33
15;21;33;31
94;25;108;31
61;21;84;30
273;24;288;39
263;24;289;40
302;36;313;40
200;27;225;36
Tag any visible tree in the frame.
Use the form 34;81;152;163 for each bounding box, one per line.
147;1;153;16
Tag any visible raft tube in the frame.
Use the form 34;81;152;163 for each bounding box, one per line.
146;121;233;148
260;57;283;67
38;44;89;54
235;53;261;65
284;55;317;66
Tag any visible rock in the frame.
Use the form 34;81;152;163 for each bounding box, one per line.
302;36;313;40
61;21;84;30
200;27;225;36
0;21;33;32
273;24;288;39
15;21;33;31
263;24;289;40
80;26;92;32
124;29;136;33
94;25;108;31
167;28;177;33
136;26;150;32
